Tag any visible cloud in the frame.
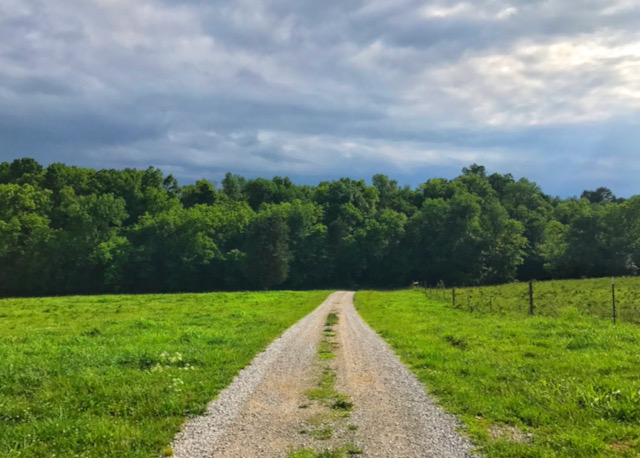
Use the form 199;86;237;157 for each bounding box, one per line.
0;0;639;196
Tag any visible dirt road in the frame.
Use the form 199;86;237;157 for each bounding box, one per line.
172;291;476;457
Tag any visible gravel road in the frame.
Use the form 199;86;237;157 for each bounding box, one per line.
172;291;477;457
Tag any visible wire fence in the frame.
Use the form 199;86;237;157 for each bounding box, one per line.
418;277;640;325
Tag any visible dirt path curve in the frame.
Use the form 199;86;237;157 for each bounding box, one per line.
172;291;476;457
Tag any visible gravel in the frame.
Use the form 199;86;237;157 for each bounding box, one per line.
171;291;478;457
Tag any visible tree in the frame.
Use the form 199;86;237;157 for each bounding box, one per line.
93;167;173;224
315;178;379;223
488;172;515;198
461;163;487;178
406;178;525;286
221;172;246;201
540;220;570;276
0;183;54;295
356;209;407;286
372;174;419;215
244;178;278;210
542;199;619;278
610;196;640;274
476;199;527;283
406;189;483;285
51;189;129;293
270;201;330;289
244;209;291;290
128;201;252;292
499;178;552;280
1;158;638;295
580;187;619;204
181;179;218;208
162;174;180;198
44;162;96;198
0;158;44;186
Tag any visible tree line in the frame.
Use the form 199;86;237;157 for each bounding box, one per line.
1;158;638;296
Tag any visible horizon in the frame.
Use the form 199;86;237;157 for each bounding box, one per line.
4;156;630;200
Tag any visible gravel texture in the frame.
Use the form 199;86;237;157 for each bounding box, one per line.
171;291;477;457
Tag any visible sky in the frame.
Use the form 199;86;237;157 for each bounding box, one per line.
1;0;639;197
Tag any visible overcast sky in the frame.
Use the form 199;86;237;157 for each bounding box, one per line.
1;0;639;196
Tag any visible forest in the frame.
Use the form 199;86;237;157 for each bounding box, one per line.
1;158;638;296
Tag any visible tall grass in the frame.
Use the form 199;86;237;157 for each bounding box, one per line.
0;291;329;457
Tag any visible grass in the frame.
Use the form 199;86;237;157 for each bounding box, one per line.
311;426;334;440
0;290;329;457
304;313;352;413
424;277;640;324
288;444;363;457
288;444;362;458
306;368;340;403
325;312;339;327
304;368;353;413
318;341;337;360
355;288;640;457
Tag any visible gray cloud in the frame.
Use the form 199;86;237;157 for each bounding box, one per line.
0;0;639;196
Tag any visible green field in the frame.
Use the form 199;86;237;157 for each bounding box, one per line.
424;277;640;325
355;288;640;457
0;291;329;457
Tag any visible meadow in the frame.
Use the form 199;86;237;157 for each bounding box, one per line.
355;288;640;457
424;277;640;325
0;291;329;457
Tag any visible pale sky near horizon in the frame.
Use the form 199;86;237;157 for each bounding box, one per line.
1;0;639;197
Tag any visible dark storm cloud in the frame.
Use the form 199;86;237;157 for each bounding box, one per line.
0;0;639;196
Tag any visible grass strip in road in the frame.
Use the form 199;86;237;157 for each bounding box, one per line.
289;444;363;458
355;289;640;457
0;290;329;457
291;311;360;458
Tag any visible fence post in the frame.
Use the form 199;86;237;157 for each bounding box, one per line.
452;288;456;308
489;296;493;312
612;277;616;324
528;281;534;315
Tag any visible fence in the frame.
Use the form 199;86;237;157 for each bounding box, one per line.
420;277;640;325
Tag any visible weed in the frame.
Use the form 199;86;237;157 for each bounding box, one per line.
288;449;317;458
311;426;334;440
332;398;353;411
344;443;363;455
325;313;339;327
318;340;337;360
288;445;362;458
306;368;338;402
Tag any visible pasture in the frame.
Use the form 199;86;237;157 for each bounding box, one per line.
424;277;640;325
0;291;329;457
355;288;640;457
